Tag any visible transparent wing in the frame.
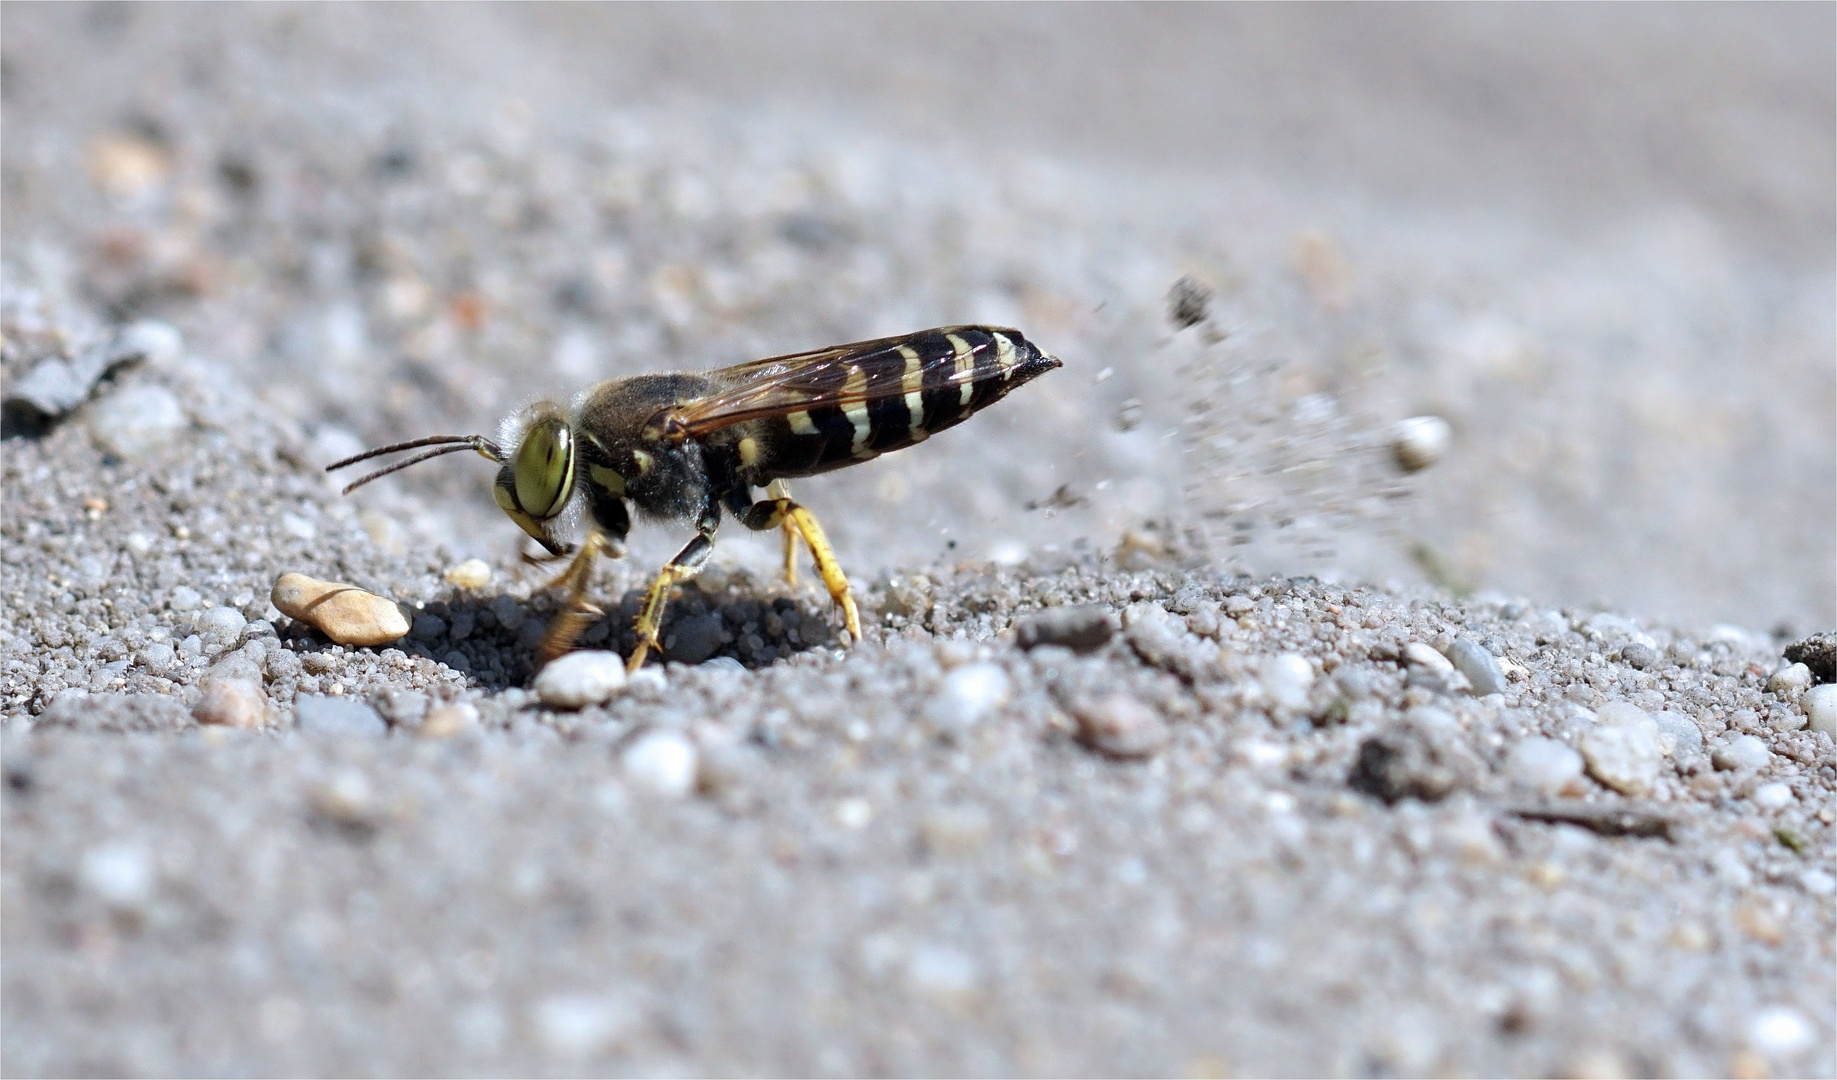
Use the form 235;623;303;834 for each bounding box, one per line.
671;327;1003;437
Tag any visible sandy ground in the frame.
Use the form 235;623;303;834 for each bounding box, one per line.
2;5;1833;1076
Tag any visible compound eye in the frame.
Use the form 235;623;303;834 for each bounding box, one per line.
512;417;575;520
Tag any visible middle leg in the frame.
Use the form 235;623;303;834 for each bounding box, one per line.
625;528;718;672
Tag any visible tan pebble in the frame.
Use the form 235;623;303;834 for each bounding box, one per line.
444;559;492;590
420;700;478;739
920;805;993;856
309;768;376;827
1734;897;1786;945
271;573;409;647
193;677;267;728
1073;693;1169;759
1729;1049;1771;1080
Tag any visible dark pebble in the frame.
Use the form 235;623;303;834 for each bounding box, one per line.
664;611;728;665
1015;606;1114;654
1783;632;1837;684
1349;722;1483;804
1620;642;1659;670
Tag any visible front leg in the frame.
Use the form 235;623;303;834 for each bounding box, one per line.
538;530;615;664
626;528;717;672
738;492;862;646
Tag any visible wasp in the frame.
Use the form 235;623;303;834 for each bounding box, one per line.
327;326;1061;671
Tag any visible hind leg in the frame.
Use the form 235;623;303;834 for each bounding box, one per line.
739;494;861;645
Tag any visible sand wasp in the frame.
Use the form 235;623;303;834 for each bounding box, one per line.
328;326;1061;670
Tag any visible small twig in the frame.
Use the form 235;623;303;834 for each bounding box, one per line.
1506;801;1675;840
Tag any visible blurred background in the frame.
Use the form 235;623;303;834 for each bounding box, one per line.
4;2;1832;631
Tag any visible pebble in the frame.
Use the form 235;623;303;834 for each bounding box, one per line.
620;730;698;798
1259;653;1315;711
420;700;479;738
1801;683;1837;736
1403;642;1454;673
79;842;154;910
294;696;387;738
1447;638;1506;695
1014;606;1114;653
271;573;410;647
309;768;377;827
1072;693;1169;759
531;994;639;1058
196;605;247;642
443;558;492;590
1650;710;1703;756
1578;704;1664;795
1712;733;1772;772
919;805;994;855
1619;642;1659;670
193;677;267;728
1391;415;1452;472
1350;722;1482;803
662;611;727;664
1783;631;1837;684
922;663;1012;731
1751;782;1794;810
1504;737;1584;795
533;651;628;708
116;319;185;368
1766;662;1812;698
411;614;448;641
87;383;187;459
906;943;982;1004
1747;1006;1814;1057
168;585;203;612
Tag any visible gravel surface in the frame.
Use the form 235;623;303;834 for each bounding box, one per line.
3;6;1833;1077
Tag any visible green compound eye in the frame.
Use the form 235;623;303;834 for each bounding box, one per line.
511;416;575;520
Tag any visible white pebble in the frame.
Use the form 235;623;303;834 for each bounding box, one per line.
1259;653;1315;711
1751;782;1794;810
533;651;627;709
906;943;981;1003
88;383;186;459
1802;684;1837;736
1403;642;1453;673
1391;415;1452;472
1073;693;1169;758
1447;638;1506;695
444;559;492;590
621;730;698;798
117;319;185;367
1714;734;1772;772
167;585;203;612
531;994;638;1058
923;663;1012;731
80;842;153;909
833;797;873;830
1649;710;1703;756
1768;662;1813;698
1748;1006;1814;1057
1505;737;1584;795
1579;704;1663;795
196;605;246;641
1800;869;1835;896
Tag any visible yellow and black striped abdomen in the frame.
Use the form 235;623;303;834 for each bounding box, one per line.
733;326;1059;482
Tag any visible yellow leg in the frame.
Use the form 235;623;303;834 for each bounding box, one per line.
782;504;861;645
538;531;611;665
626;531;716;672
767;480;798;585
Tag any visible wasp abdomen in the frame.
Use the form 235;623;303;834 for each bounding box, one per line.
751;326;1059;481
